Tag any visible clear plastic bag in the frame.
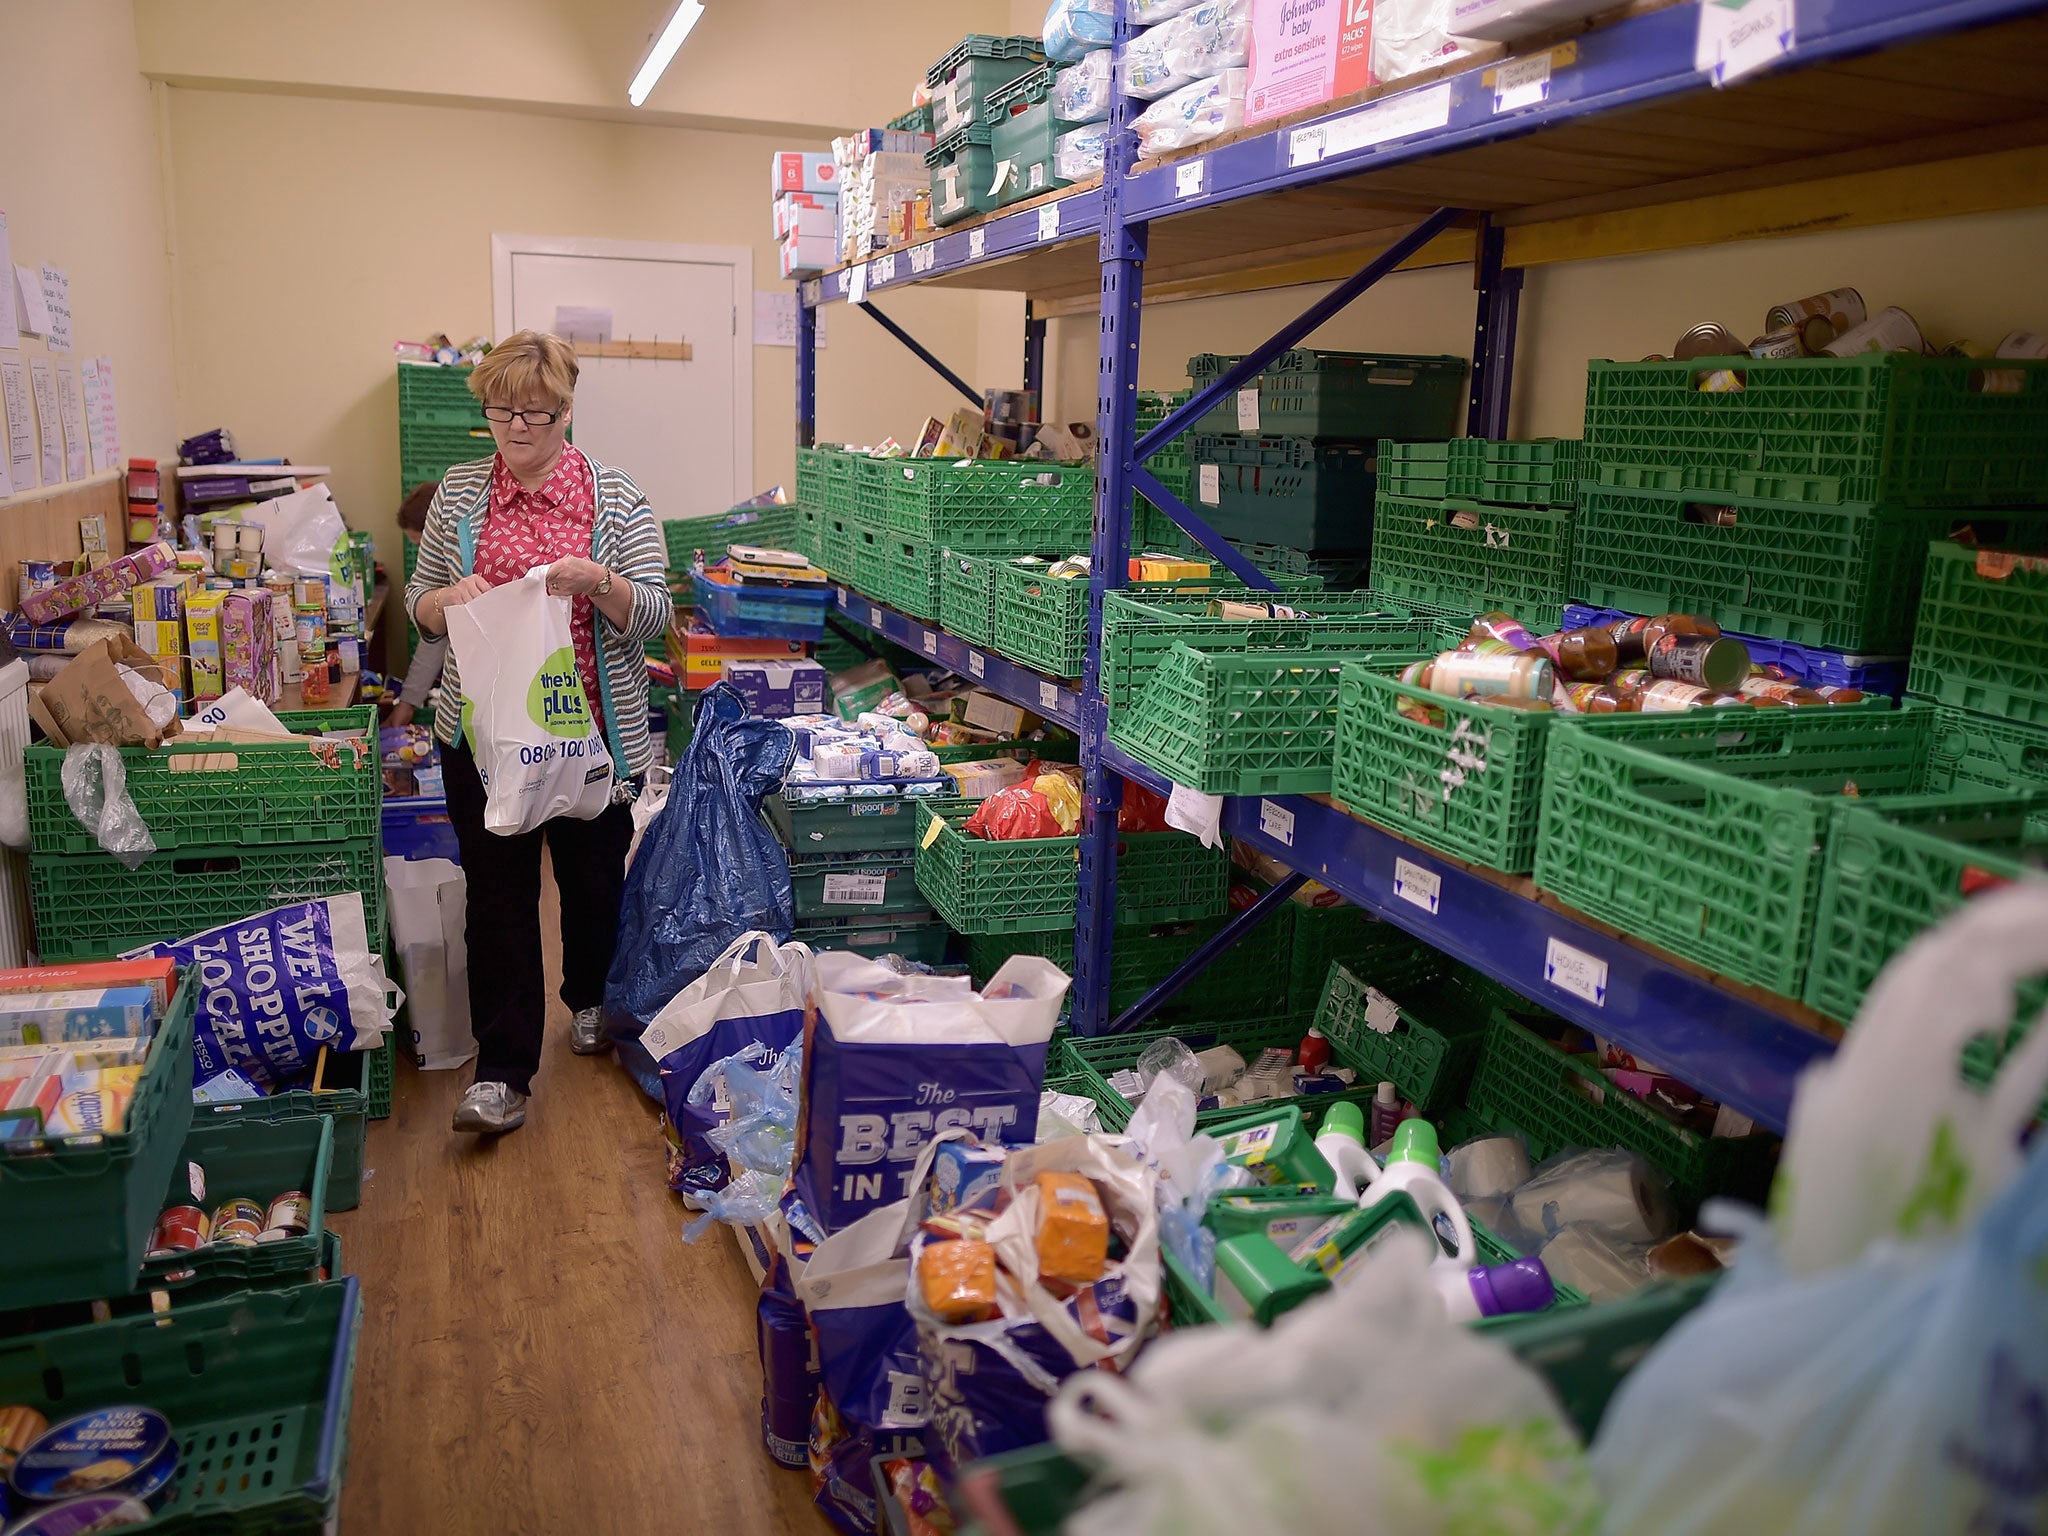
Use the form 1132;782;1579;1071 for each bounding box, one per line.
61;742;156;869
1495;1146;1676;1255
680;1038;803;1238
1133;68;1248;156
1056;122;1110;181
1124;0;1250;100
1128;0;1201;22
1053;49;1113;123
1372;0;1473;86
1044;0;1116;61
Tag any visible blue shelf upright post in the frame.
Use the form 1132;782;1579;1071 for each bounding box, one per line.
1073;10;1149;1037
1467;216;1522;439
796;285;818;449
1023;299;1047;402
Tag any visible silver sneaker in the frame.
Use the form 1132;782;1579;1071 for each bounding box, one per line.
568;1007;608;1056
452;1081;527;1133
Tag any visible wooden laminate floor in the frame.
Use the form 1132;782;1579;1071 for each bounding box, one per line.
329;865;825;1535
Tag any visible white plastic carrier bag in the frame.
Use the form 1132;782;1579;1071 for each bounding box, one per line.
443;563;614;834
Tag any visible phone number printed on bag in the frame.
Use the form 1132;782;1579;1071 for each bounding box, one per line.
822;872;889;905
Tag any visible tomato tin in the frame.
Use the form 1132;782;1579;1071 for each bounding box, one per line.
146;1205;209;1258
263;1191;310;1237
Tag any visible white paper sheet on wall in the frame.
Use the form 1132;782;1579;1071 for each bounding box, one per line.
14;264;50;338
39;266;72;355
0;358;35;488
0;213;17;352
81;358;112;475
552;305;612;343
53;357;86;479
27;357;59;485
751;290;826;348
93;355;120;471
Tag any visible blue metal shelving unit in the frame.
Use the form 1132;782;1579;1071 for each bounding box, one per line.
798;0;2048;1132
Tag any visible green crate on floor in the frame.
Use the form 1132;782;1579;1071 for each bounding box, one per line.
1286;901;1443;1012
1099;589;1426;712
1535;703;1934;999
770;791;961;856
926;33;1046;136
1923;699;2048;805
0;1277;362;1536
1582;354;2048;508
1573;488;2048;654
0;968;196;1311
1111;642;1426;797
193;1048;372;1212
1908;540;2048;727
790;853;930;921
1190;350;1468;440
795;915;953;966
1446;436;1586;507
939;547;1050;647
1316;962;1495;1114
913;800;1225;935
140;1112;334;1294
33;840;386;962
1190;434;1376;551
968;908;1296;1024
987;66;1072;206
1469;1012;1779;1209
1370;492;1575;632
1334;664;1557;874
928;122;1001;226
27;708;379;856
879;459;1092;545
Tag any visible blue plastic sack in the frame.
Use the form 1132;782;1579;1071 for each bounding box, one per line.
603;683;795;1097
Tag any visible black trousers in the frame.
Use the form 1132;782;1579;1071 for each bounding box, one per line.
441;741;634;1095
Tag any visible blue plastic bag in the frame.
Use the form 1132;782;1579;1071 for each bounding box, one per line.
604;683;795;1097
1043;0;1114;61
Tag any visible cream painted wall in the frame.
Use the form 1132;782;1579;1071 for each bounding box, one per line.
1044;206;2048;437
0;0;179;470
162;86;1002;568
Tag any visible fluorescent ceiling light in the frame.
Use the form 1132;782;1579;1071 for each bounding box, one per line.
628;0;705;106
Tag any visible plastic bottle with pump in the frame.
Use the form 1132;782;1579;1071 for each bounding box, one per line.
1434;1257;1556;1321
1359;1119;1476;1270
1311;1100;1381;1201
1369;1081;1401;1148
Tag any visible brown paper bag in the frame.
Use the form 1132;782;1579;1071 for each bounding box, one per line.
32;638;179;749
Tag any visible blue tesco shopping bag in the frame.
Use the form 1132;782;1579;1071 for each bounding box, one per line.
793;951;1071;1235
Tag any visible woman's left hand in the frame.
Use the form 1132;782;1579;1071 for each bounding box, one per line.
545;557;613;597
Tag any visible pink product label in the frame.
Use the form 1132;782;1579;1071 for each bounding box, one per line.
1248;0;1339;125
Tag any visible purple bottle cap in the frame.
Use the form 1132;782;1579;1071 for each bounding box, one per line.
1469;1256;1555;1318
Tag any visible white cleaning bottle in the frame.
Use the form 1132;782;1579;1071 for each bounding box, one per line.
1312;1100;1381;1201
1358;1118;1476;1270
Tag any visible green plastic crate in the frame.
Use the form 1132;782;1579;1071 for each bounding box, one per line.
396;361;479;422
865;528;943;621
1535;703;1936;998
1446;437;1586;508
928;122;1000;226
793;914;953;965
663;505;802;572
1315;962;1496;1114
368;1030;394;1120
795;444;834;510
1333;664;1557;874
1908;541;2048;726
926;34;1047;135
1923;699;2048;806
769;792;960;856
193;1047;371;1213
1190;350;1469;440
1110;643;1425;797
850;455;895;523
1370;492;1575;633
1189;434;1376;551
939;547;1051;647
987;66;1071;207
879;459;1092;545
792;503;825;565
1470;1012;1778;1209
140;1112;334;1293
0;967;196;1311
819;513;860;583
789;853;931;921
0;1276;362;1535
1571;487;2048;654
33;840;386;962
1582;354;2048;508
887;103;935;134
913;800;1226;935
27;708;379;856
1286;900;1444;1012
1099;589;1426;711
993;567;1329;681
1375;439;1454;500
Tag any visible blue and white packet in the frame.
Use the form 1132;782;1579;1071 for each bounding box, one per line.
127;893;398;1094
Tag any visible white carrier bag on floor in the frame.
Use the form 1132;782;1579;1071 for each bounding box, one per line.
443;563;613;834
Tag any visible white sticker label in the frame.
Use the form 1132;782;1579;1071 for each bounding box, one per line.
1258;799;1295;846
847;262;869;305
1393;857;1441;915
1364;986;1401;1036
922;632;938;656
910;242;936;275
968;651;986;678
1235;386;1261;432
873;253;897;284
968;228;987;261
1039;680;1059;710
823;872;889;906
1544;937;1609;1005
1494;52;1552;112
1037;204;1060;242
837;269;850;295
1199;462;1221;505
1289;83;1453;166
1695;0;1793;86
1175;159;1206;198
870;603;885;627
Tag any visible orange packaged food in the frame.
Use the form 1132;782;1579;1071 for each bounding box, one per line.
1034;1170;1110;1285
917;1239;999;1324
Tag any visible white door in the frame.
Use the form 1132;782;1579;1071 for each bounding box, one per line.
491;235;751;525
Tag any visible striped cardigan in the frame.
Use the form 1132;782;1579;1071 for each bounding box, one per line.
405;453;673;780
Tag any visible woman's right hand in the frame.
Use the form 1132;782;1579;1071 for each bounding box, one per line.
440;575;491;608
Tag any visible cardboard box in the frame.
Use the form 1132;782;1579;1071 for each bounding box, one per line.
20;541;176;625
0;986;158;1047
184;589;228;701
777;203;839;242
132;572;200;623
779;233;838;278
960;689;1040;737
722;658;828;718
1449;0;1613;40
770;150;838;194
0;958;177;1016
1248;0;1342;124
679;626;808;660
774;191;839;237
1335;0;1375;95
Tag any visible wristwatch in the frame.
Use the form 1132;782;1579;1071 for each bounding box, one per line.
596;569;614;597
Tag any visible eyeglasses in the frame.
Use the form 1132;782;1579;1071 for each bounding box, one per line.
481;406;563;426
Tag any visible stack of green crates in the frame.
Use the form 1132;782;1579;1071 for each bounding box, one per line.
1907;538;2048;807
926;34;1046;139
766;790;952;962
987;66;1078;207
397;362;494;495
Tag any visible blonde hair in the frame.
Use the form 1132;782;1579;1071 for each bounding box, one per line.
469;330;579;408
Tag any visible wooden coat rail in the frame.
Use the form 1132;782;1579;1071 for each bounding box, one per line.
566;339;692;361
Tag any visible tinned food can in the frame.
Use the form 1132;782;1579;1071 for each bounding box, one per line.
264;1190;311;1236
1749;327;1806;360
1823;306;1926;357
1674;323;1745;360
213;1197;264;1231
1767;287;1866;338
147;1205;210;1257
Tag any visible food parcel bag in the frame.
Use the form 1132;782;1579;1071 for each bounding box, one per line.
605;683;795;1098
383;853;474;1071
794;950;1070;1234
443;563;614;835
642;931;813;1198
909;1137;1162;1483
1592;880;2048;1536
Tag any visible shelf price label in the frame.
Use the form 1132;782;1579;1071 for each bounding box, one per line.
1258;799;1295;846
1493;52;1552;113
1695;0;1793;86
847;262;869;305
968;651;986;678
1544;937;1609;1006
1393;857;1440;915
1037;204;1061;242
910;243;937;275
1039;680;1060;711
1289;82;1452;167
873;253;897;284
1175;159;1206;199
869;603;885;627
922;632;938;656
968;228;987;261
